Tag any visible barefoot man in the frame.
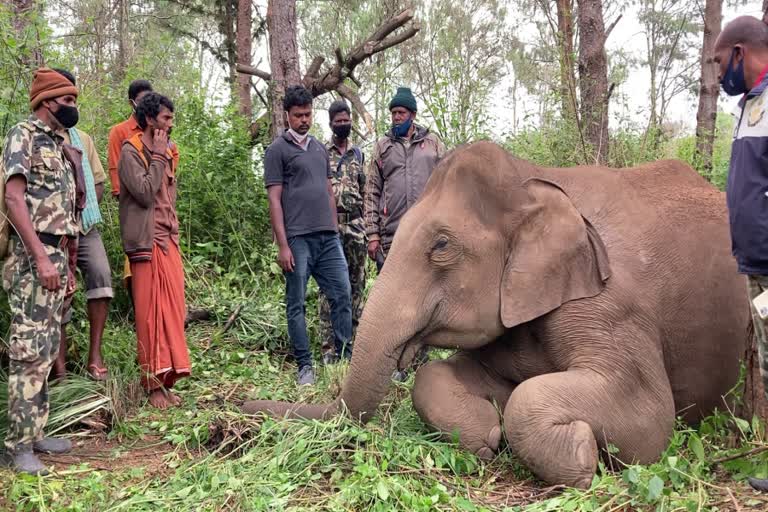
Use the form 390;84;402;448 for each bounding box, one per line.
117;92;190;408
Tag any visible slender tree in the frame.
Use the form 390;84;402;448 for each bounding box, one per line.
693;0;722;179
236;0;254;118
577;0;612;164
8;0;44;66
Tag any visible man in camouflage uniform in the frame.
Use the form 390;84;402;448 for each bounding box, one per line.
318;100;367;364
2;68;82;475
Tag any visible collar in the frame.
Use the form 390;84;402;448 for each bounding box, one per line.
29;114;60;139
744;64;768;102
127;114;140;131
326;139;353;155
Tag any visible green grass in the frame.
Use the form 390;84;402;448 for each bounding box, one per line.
2;271;768;511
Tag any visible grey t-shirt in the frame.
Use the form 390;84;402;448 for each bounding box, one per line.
264;131;336;238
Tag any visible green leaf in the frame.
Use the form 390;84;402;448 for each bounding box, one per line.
376;480;389;501
175;485;193;498
624;467;639;484
647;475;664;501
733;417;751;433
688;433;705;462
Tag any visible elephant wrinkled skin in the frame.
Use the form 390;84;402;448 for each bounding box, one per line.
243;141;748;488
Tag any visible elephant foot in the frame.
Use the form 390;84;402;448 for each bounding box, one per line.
476;425;503;460
563;420;598;489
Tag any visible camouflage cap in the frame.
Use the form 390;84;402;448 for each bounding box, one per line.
30;68;79;110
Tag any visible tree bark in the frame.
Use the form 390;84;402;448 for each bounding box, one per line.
116;0;129;79
9;0;44;66
577;0;610;164
266;0;301;138
694;0;722;180
737;324;768;421
556;0;577;123
236;0;253;118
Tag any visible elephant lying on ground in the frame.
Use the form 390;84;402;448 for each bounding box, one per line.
243;141;748;488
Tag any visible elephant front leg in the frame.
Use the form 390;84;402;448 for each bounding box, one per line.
412;353;515;460
503;369;675;488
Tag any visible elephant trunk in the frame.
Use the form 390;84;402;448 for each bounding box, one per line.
242;268;422;424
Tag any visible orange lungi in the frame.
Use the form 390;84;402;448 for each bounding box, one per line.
131;242;190;390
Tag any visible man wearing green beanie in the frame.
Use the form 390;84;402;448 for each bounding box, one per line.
363;86;445;381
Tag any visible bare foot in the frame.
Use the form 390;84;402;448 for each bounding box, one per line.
148;389;172;409
167;391;182;406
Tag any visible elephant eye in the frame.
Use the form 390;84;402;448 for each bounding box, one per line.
433;238;448;251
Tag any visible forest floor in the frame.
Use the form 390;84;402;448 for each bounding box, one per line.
2;322;768;511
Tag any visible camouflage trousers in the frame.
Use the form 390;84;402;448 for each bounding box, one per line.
2;239;68;453
748;275;768;401
319;220;367;354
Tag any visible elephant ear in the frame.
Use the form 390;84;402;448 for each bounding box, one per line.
500;178;611;329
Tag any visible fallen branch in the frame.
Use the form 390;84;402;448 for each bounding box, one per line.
222;304;243;334
711;445;768;465
727;487;743;512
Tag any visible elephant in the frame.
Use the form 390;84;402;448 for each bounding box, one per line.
243;141;749;488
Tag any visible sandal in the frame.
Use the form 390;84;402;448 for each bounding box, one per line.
87;364;108;381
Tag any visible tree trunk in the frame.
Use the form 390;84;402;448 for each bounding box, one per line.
116;0;129;79
577;0;610;164
737;324;768;421
694;0;722;180
9;0;44;66
556;0;577;123
236;0;253;118
266;0;301;138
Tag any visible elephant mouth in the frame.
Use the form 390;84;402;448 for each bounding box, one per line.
396;335;425;371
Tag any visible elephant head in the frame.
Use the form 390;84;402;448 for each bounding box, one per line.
243;141;611;422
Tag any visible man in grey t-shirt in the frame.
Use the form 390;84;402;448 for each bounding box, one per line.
264;85;353;386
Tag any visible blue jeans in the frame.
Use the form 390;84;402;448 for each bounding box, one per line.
285;232;352;368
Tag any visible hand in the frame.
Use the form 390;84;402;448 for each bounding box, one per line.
367;240;380;261
278;244;295;272
151;129;168;155
35;254;61;291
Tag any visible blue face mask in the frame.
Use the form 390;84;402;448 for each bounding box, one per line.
721;48;748;96
392;117;413;138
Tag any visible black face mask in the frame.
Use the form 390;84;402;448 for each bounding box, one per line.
332;124;351;140
50;101;79;129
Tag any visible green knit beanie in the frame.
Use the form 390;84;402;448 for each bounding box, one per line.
389;87;417;112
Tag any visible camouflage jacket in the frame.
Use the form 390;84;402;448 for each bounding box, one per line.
1;115;79;237
326;140;365;220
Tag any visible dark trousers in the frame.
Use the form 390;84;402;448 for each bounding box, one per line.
285;232;352;368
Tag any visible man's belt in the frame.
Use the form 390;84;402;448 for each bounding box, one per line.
337;211;362;224
11;231;73;249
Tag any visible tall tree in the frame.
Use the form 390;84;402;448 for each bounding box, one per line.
238;3;420;140
638;0;698;152
236;0;253;118
266;0;301;137
556;0;577;123
8;0;43;66
694;0;722;179
405;0;512;146
577;0;612;164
